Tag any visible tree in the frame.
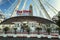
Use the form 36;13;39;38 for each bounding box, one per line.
56;11;60;26
45;24;51;35
21;23;27;32
25;26;30;34
13;28;17;34
3;27;10;34
46;27;51;35
56;11;60;35
56;27;60;35
21;23;30;34
36;27;42;34
56;17;60;27
56;19;60;35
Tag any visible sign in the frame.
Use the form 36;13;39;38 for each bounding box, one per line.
17;10;32;14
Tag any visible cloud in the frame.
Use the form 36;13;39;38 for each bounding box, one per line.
0;0;2;5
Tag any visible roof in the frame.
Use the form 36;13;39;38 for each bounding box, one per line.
0;16;55;24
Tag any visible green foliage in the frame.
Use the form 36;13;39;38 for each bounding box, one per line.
56;18;60;27
13;28;17;34
56;11;60;27
56;12;60;35
58;11;60;17
3;27;10;34
14;28;17;30
36;27;42;31
26;27;30;34
46;28;51;35
3;27;10;31
56;27;60;30
22;23;28;29
36;27;42;34
22;23;30;34
56;27;60;35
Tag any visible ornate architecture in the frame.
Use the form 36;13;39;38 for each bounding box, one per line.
0;0;59;38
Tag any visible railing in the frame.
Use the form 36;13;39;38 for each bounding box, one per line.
0;32;59;38
0;34;59;38
0;31;59;34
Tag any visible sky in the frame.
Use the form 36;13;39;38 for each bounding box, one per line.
55;0;60;11
0;0;15;11
0;0;60;19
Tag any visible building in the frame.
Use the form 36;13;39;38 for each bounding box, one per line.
0;1;59;39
